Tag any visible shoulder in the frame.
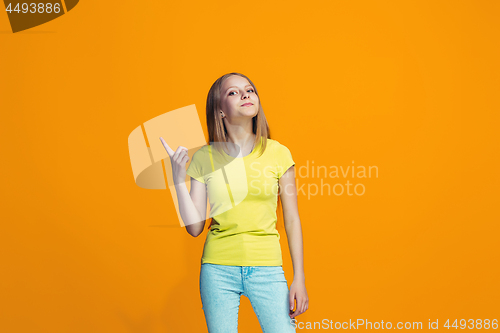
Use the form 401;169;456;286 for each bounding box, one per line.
190;144;210;162
194;144;210;154
266;138;281;150
268;139;292;153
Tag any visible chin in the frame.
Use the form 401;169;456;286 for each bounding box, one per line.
248;110;259;117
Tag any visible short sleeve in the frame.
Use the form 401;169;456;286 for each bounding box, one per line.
275;142;295;179
186;148;207;184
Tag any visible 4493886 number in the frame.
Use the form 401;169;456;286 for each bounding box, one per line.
6;3;61;14
444;319;498;329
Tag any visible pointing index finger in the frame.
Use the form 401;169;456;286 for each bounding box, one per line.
159;137;175;157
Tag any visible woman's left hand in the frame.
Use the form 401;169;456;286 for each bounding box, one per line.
289;279;309;319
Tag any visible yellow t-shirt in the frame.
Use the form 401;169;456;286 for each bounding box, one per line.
186;137;295;266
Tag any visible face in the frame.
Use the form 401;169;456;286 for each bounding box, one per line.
219;75;259;120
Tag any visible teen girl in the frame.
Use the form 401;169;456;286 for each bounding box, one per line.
161;73;308;332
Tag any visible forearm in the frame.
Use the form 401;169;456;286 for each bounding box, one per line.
284;219;305;282
174;182;205;236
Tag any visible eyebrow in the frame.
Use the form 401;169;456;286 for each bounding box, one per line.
225;84;253;93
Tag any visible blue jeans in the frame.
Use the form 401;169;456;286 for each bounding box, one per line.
200;263;296;333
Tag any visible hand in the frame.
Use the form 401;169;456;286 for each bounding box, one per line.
289;279;309;319
159;137;189;185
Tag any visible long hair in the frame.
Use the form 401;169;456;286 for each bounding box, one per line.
206;72;269;157
204;72;285;230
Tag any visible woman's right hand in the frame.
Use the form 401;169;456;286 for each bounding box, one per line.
160;137;189;185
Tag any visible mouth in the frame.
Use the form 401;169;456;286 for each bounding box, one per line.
241;103;253;107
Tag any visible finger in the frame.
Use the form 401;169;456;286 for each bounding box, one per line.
298;306;304;316
289;293;295;311
173;146;188;162
175;146;188;154
300;301;306;315
180;154;190;165
293;300;304;317
290;305;298;317
302;299;308;313
174;146;189;160
159;137;172;155
159;137;175;157
294;304;301;317
180;149;190;164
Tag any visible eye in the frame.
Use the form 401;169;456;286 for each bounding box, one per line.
228;88;254;96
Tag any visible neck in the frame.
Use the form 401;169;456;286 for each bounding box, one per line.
225;133;256;157
227;133;255;147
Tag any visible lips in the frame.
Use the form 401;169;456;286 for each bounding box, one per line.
241;103;253;107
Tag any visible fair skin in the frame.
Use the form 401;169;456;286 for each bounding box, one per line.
160;75;308;319
218;75;258;155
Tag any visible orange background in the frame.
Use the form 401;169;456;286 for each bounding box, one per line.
1;1;499;332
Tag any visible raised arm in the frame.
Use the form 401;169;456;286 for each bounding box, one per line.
160;137;208;237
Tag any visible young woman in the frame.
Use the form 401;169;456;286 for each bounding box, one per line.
160;73;308;332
